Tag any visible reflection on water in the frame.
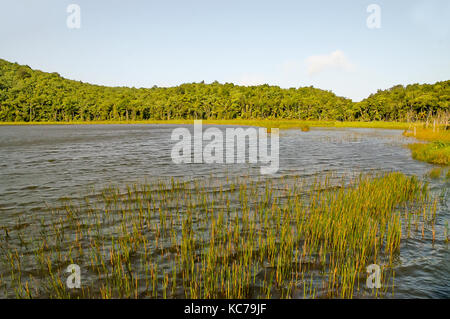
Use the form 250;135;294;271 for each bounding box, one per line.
0;124;448;298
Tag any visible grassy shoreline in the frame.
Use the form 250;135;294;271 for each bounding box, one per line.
403;128;450;166
0;119;413;130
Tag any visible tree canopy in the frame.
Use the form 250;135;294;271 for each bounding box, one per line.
0;59;448;122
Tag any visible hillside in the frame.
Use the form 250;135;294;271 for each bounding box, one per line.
0;58;448;122
357;81;450;122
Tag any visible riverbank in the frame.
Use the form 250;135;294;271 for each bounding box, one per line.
0;119;413;129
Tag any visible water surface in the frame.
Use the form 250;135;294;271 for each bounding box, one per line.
0;124;448;298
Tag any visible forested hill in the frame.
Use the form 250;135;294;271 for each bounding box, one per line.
0;58;448;122
358;81;449;121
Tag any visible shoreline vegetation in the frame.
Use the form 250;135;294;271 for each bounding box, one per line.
403;126;450;166
0;119;414;129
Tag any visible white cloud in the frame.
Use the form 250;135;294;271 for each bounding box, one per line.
305;50;355;76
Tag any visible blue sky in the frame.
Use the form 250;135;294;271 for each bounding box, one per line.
1;0;449;101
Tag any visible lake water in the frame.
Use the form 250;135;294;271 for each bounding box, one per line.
0;124;448;298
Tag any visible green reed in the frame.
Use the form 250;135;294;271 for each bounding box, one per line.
0;172;439;299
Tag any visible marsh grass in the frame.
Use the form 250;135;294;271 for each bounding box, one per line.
404;127;450;165
403;127;450;143
408;142;450;165
0;172;438;299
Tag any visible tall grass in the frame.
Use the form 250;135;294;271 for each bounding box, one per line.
0;172;437;298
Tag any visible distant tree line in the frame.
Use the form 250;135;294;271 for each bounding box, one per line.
0;59;448;122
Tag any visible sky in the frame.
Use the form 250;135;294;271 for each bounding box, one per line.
0;0;449;101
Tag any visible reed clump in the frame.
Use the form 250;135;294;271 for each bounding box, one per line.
0;172;438;299
428;168;442;179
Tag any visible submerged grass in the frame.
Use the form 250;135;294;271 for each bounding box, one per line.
0;172;438;299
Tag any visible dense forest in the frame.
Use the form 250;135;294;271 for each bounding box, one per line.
0;58;448;122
